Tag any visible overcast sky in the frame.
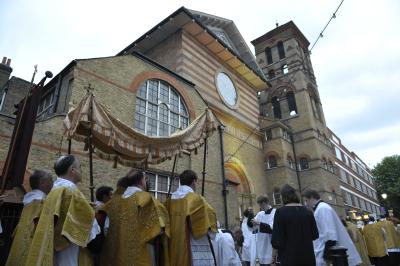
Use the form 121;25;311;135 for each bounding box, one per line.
1;0;399;168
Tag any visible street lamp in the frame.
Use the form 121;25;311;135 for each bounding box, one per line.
382;193;388;199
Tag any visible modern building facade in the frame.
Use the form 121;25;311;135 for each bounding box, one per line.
0;7;381;229
329;129;381;218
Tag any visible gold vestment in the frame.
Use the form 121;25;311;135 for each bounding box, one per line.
165;192;217;266
377;220;400;249
6;200;44;266
362;223;387;258
100;191;170;266
346;222;371;266
25;187;95;266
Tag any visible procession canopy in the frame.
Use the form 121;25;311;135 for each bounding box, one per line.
63;92;219;166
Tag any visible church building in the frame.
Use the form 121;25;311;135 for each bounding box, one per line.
0;7;380;229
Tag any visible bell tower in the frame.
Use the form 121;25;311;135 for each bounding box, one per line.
252;21;343;214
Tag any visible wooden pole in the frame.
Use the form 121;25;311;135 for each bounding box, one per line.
167;154;178;198
87;88;95;202
201;137;208;196
68;139;72;154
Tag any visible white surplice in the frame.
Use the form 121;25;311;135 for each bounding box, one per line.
212;229;242;266
313;201;361;266
241;217;253;262
52;177;100;266
172;185;215;266
23;189;46;206
255;209;275;264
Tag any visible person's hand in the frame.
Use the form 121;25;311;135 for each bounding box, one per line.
251;219;260;225
271;255;277;266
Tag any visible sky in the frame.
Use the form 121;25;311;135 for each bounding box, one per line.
1;0;399;168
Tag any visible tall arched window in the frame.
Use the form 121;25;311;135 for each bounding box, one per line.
278;41;285;59
287;156;294;169
135;79;189;136
268;70;275;79
265;47;273;65
328;161;335;173
268;155;277;168
286;91;297;115
299;157;309;170
272;96;281;119
322;158;328;170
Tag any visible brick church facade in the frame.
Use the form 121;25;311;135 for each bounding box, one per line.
0;7;380;227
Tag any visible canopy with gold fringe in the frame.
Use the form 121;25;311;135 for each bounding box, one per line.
63;92;219;167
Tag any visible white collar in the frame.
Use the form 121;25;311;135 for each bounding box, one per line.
171;185;193;199
53;177;77;190
95;200;104;207
123;186;143;199
23;189;46;206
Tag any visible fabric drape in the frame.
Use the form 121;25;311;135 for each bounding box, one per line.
64;92;219;167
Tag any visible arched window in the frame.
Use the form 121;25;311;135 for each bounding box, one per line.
299;157;309;170
268;155;277;168
265;47;273;65
317;130;322;140
322;158;328;170
271;96;281;119
268;70;275;79
287;156;294;169
278;41;285;59
282;64;289;74
328;161;335;173
286;91;297;115
135;79;189;136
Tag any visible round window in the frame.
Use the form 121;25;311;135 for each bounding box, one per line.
216;72;237;108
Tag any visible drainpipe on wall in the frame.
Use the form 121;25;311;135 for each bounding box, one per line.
218;125;229;228
290;131;303;203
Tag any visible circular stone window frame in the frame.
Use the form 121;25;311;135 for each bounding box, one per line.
214;70;240;110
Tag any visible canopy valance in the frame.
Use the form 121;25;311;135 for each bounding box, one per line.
64;92;219;166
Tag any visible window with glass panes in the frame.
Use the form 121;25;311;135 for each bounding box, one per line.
135;80;189;136
146;172;179;203
37;90;55;118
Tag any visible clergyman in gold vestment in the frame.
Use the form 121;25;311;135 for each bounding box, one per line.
6;170;53;265
24;155;100;266
362;216;389;266
165;170;217;266
346;220;371;266
100;169;170;266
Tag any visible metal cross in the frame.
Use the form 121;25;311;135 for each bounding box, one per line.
85;83;94;93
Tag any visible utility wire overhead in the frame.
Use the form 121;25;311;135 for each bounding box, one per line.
309;0;345;53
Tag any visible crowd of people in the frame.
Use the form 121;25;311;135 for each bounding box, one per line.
238;185;400;266
1;154;400;266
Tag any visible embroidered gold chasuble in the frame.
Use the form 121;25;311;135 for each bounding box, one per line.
100;191;170;266
6;200;44;266
165;192;217;266
346;222;371;266
24;187;95;266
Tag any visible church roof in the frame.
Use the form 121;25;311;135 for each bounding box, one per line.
117;6;268;90
251;21;310;49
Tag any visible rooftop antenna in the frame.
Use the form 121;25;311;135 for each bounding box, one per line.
30;64;38;85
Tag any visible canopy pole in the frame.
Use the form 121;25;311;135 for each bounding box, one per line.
167;154;178;198
86;87;95;202
68;139;72;154
201;137;208;196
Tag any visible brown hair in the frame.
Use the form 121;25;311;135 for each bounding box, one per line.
281;184;300;204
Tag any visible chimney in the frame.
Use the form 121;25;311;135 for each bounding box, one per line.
0;56;13;89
